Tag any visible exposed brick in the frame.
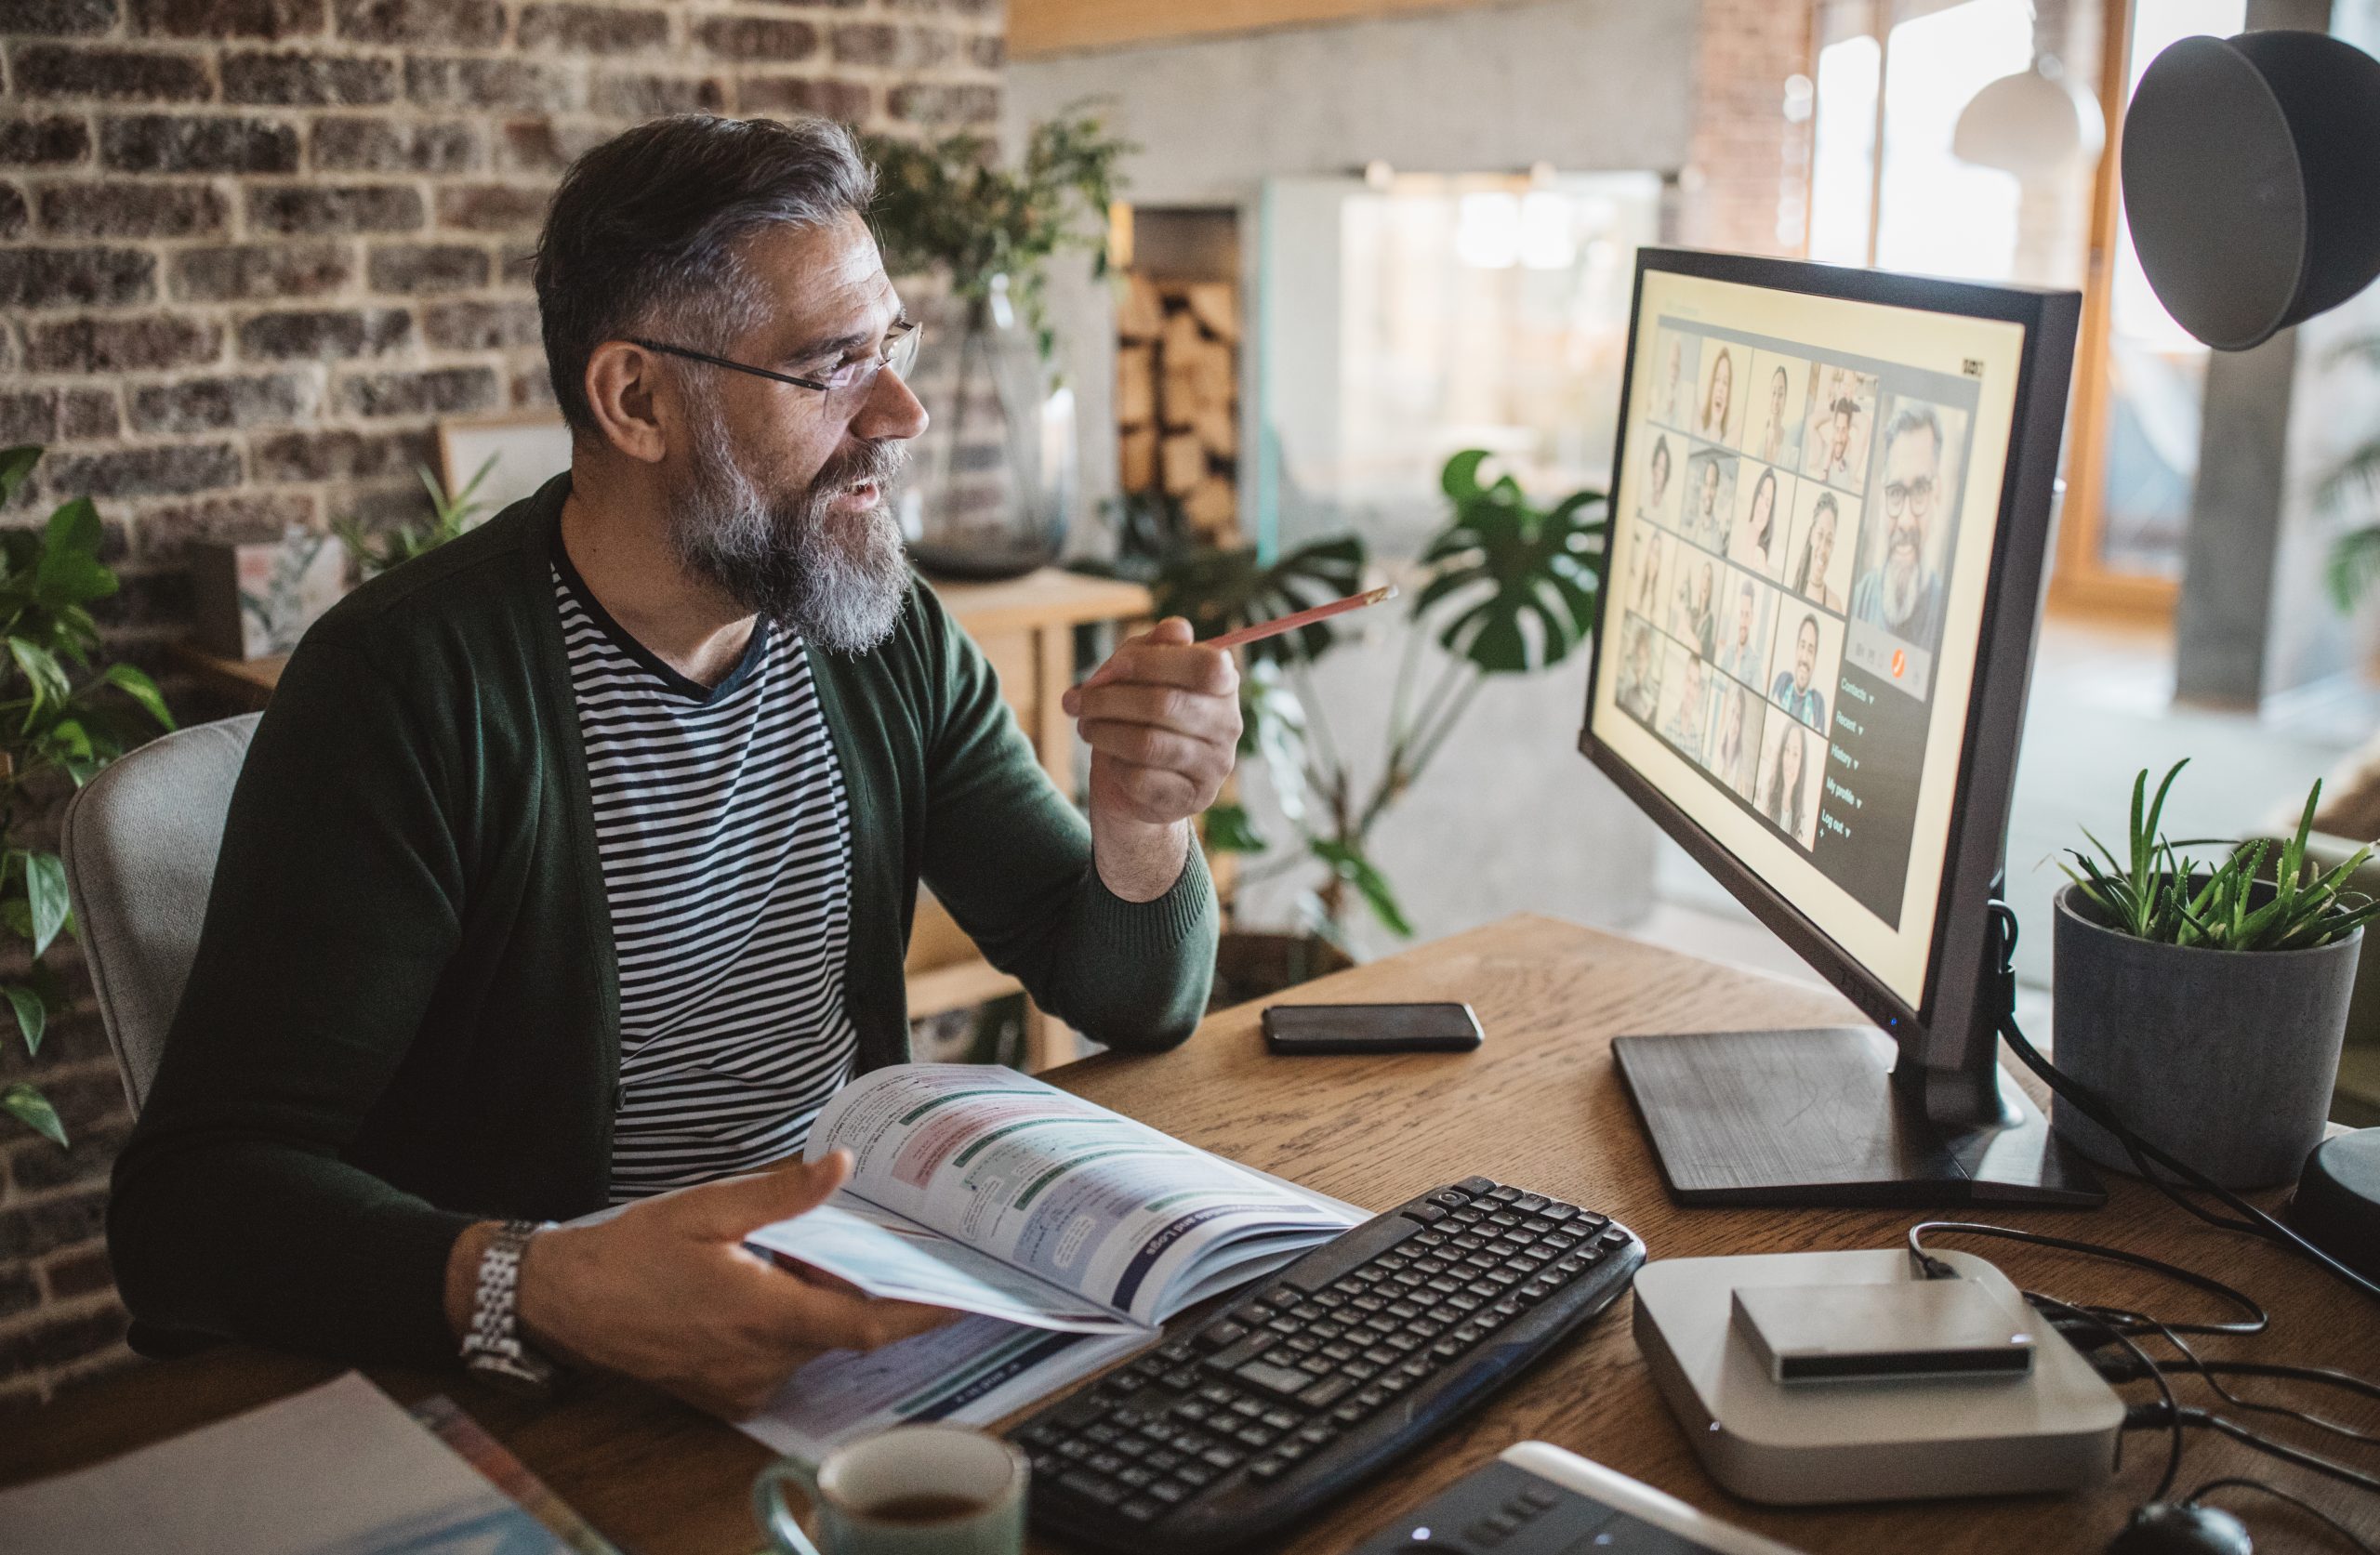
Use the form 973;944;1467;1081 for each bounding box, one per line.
41;1244;114;1300
99;112;300;174
308;115;479;173
170;239;350;300
510;365;555;408
365;241;488;293
236;306;410;360
695;15;817;60
130;0;327;37
27;315;220;372
252;425;431;482
420;297;538;349
403;56;576;112
129;371;317;433
433;182;546;233
38;181;225;238
0;1379;44;1417
334;0;504;46
888;83;998;126
0;116;93;167
0;246;156;308
9;0;119;35
0;186;23;240
43;443;242;498
7;1119;128;1193
0;1299;129;1375
0;1266;37;1320
245;182;421;234
221;48;396;105
588;72;726;118
0;1190;108;1261
60;388;117;439
134;489;315;562
10;46;215;103
969;33;1002;69
829;22;896;65
0;392;60;446
516;3;668;54
337;364;496;417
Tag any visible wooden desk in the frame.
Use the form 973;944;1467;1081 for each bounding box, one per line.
174;567;1156;1072
9;915;2376;1551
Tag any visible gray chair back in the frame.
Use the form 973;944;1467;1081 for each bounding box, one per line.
60;713;259;1115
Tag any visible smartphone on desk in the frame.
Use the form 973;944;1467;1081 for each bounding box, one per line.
1263;1002;1484;1055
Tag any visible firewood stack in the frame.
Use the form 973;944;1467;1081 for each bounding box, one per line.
1117;273;1241;545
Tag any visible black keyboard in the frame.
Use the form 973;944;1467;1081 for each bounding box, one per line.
1009;1177;1646;1553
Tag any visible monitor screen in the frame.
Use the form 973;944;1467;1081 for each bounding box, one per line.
1585;262;2030;1010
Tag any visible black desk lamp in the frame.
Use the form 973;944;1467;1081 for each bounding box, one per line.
2121;26;2380;1286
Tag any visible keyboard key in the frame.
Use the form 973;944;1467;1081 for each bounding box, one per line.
1197;1321;1248;1351
1432;1190;1470;1208
1403;1203;1447;1225
1062;1470;1124;1506
1297;1373;1355;1408
1542;1203;1577;1221
1513;1193;1547;1212
1488;1186;1522;1202
1236;1426;1275;1449
1176;1462;1215;1488
1119;1498;1162;1523
1118;1463;1156;1487
1455;1176;1497;1194
1200;1446;1242;1470
1234;1360;1313;1399
1250;1456;1289;1483
1150;1481;1189;1505
1089;1452;1127;1476
1232;1397;1266;1418
1333;1401;1371;1425
1162;1368;1198;1391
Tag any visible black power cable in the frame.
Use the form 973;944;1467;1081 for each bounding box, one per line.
2187;1480;2379;1555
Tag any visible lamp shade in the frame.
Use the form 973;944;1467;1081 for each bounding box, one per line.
2122;30;2380;350
1952;61;2102;175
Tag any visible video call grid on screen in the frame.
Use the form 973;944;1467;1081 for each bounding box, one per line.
1592;268;2025;1008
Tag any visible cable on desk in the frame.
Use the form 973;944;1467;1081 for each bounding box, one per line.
2110;1307;2380;1451
2140;1406;2380;1498
1906;1222;2268;1337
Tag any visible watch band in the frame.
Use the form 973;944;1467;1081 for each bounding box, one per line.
460;1219;561;1397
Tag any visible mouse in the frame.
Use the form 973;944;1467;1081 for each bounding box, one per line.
2106;1502;2254;1555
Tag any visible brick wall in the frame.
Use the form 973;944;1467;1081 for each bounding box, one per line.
0;0;1003;1407
1680;0;1815;257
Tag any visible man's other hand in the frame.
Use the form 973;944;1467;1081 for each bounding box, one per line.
1063;617;1240;900
469;1152;956;1418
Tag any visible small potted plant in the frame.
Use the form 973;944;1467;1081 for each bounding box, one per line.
2054;760;2375;1188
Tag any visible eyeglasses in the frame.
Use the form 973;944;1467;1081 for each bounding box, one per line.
626;320;921;400
1884;475;1937;519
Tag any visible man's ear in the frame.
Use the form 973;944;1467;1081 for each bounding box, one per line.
583;340;672;466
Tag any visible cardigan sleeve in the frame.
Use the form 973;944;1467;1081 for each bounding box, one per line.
910;587;1217;1051
107;625;479;1368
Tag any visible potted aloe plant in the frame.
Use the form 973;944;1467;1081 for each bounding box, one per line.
2055;760;2375;1189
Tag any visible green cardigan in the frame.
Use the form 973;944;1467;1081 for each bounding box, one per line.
108;477;1216;1369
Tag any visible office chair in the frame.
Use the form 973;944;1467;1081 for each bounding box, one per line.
59;713;260;1115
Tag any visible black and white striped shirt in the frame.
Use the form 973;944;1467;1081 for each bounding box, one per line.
554;564;861;1203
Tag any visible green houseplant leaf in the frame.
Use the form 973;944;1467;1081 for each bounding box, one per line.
2;1082;64;1147
101;663;176;732
1416;452;1606;676
3;982;45;1056
22;850;68;958
1152;537;1367;666
0;444;41;507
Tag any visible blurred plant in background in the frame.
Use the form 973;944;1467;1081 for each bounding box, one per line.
0;446;176;1146
335;456;496;581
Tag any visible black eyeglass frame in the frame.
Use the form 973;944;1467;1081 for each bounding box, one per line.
624;321;919;395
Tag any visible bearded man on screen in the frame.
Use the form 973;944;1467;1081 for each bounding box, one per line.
109;116;1236;1419
1850;406;1949;652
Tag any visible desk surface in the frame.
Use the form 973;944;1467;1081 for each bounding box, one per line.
9;914;2376;1551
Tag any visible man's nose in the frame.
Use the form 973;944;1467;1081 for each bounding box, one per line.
853;363;929;443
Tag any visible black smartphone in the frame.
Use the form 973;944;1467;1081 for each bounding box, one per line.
1262;1002;1484;1055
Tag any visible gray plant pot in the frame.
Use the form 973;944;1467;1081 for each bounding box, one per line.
2051;882;2360;1190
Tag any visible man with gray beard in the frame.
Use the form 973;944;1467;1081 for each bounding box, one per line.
111;116;1235;1419
1850;405;1949;652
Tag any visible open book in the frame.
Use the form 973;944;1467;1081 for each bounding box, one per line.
745;1064;1360;1338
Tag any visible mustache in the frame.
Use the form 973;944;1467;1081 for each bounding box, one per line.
814;437;909;498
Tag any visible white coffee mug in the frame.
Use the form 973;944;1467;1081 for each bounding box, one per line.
752;1424;1028;1555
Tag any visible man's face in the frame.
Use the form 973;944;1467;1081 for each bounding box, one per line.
1794;621;1817;690
1883;428;1940;574
663;213;928;651
1830;408;1852;463
1735;587;1752;641
1699;464;1718;518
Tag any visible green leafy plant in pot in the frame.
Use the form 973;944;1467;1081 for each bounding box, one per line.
864;108;1130;582
2053;760;2373;1189
0;446;176;1145
1163;451;1603;994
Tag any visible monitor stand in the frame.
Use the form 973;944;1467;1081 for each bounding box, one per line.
1613;1026;2105;1207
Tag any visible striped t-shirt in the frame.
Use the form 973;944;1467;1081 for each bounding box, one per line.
553;563;861;1203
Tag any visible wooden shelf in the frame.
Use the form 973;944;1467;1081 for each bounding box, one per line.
906;959;1027;1021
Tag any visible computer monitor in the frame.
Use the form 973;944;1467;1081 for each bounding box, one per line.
1579;249;2100;1206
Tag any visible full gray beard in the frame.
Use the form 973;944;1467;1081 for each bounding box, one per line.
1882;552;1922;626
671;407;912;655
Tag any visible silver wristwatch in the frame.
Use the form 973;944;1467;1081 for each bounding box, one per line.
460;1219;562;1398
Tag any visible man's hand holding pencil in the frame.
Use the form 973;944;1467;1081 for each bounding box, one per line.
1062;586;1397;904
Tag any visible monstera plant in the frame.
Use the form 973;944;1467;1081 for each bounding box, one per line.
0;445;175;1145
1158;451;1605;944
